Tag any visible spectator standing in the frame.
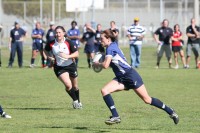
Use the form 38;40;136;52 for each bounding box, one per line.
8;21;26;68
67;20;81;67
45;21;56;68
154;19;173;69
80;23;96;68
94;24;104;53
171;24;186;69
185;18;200;69
110;21;119;43
127;17;146;68
30;22;45;68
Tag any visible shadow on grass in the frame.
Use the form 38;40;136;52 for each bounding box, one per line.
7;107;63;110
36;125;160;132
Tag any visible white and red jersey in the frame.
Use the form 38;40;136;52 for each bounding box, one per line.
172;31;182;46
45;37;77;66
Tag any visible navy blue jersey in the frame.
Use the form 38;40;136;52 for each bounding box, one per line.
186;25;200;43
154;27;173;45
95;30;102;43
106;42;131;77
82;31;95;45
67;28;80;46
10;28;26;43
46;29;56;43
32;28;44;43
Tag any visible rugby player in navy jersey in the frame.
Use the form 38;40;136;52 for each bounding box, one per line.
30;22;45;68
67;20;81;67
94;24;105;53
80;23;96;68
45;26;82;109
0;105;11;118
8;21;26;68
45;21;56;68
93;29;179;125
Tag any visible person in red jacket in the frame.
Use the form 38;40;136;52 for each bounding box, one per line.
171;24;186;69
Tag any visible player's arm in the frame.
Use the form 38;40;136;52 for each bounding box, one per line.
94;55;111;69
59;51;79;59
186;27;196;38
68;35;80;40
59;40;79;59
192;25;200;38
112;29;119;37
153;33;161;44
44;41;55;61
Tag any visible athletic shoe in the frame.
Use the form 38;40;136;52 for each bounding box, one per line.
155;65;159;69
79;102;83;108
1;112;12;119
29;64;36;68
105;116;121;125
72;101;82;109
174;65;179;69
7;65;12;68
169;110;179;124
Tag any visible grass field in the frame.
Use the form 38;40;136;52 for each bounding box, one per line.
0;45;200;133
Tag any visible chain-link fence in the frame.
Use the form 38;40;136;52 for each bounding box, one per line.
0;0;197;46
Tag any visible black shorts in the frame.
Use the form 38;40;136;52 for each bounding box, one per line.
32;42;43;51
54;63;78;78
172;46;182;52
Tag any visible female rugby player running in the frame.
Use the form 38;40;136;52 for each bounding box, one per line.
45;26;82;109
93;29;179;125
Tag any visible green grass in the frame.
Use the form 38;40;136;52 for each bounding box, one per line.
0;46;200;133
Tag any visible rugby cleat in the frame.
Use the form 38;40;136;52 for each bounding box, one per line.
72;101;82;109
105;116;121;125
169;110;179;124
1;112;12;119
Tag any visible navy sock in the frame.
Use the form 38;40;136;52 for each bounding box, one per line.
103;94;119;117
66;88;78;101
151;97;173;115
0;105;3;115
87;59;90;67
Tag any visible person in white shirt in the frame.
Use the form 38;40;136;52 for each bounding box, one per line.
127;17;146;68
44;26;82;109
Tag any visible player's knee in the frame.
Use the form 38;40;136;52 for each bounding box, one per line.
101;88;108;96
65;86;72;91
142;97;151;104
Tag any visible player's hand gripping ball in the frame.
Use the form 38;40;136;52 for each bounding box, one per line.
92;52;105;73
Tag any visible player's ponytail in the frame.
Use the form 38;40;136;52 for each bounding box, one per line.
102;29;116;42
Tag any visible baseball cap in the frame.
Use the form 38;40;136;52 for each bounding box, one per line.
134;17;139;21
14;20;19;25
49;21;55;25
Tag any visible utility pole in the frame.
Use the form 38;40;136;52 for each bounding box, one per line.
52;0;55;22
194;0;199;25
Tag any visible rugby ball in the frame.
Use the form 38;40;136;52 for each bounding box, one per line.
92;52;105;73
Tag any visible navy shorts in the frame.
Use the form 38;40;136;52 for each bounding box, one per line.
84;44;95;54
32;42;43;51
113;68;143;90
54;63;78;78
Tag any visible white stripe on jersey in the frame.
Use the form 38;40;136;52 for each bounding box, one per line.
127;24;146;45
